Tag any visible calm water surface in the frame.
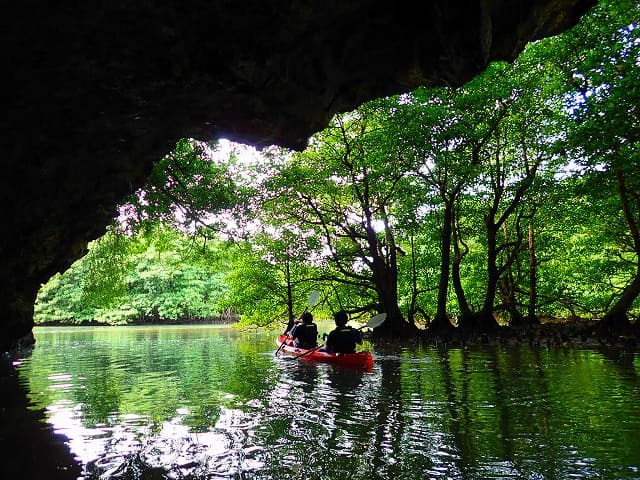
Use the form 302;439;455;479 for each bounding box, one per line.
12;325;640;479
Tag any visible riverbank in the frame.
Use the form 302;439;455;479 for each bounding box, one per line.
35;316;639;350
415;318;640;350
35;317;238;327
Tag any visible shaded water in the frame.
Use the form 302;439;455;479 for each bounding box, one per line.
10;325;640;479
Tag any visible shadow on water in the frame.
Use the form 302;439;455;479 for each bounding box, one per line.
326;365;364;393
289;361;320;394
1;351;81;480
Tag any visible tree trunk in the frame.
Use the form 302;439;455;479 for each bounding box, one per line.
371;257;418;338
283;260;295;334
369;207;418;338
600;266;640;333
407;233;419;326
476;221;501;332
429;199;456;336
599;167;640;333
526;219;540;324
452;205;472;323
499;268;525;326
498;222;526;327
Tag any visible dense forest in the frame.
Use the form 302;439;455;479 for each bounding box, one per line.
36;0;640;343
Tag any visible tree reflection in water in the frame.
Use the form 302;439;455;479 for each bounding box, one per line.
8;326;640;479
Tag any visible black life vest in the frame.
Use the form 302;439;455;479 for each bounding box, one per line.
326;326;361;353
292;323;318;348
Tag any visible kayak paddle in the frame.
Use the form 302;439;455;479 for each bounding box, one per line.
291;312;387;360
362;312;387;329
275;290;321;356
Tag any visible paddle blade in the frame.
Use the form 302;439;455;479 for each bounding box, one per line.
308;290;321;307
366;313;387;329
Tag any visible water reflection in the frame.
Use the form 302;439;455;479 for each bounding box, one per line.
8;326;640;479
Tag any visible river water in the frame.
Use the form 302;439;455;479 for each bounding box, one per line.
9;325;640;479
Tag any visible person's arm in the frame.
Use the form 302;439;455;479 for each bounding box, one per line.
290;324;299;338
325;330;335;351
354;328;363;345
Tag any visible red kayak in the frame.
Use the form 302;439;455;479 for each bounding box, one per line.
276;335;373;369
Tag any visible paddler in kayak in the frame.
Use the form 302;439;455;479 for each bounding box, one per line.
325;310;363;354
290;312;319;349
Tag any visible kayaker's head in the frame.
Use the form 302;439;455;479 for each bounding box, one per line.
301;312;313;324
333;310;348;327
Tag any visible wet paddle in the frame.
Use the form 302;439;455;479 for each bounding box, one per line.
291;312;387;360
275;291;321;356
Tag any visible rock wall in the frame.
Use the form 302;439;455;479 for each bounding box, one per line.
0;0;595;348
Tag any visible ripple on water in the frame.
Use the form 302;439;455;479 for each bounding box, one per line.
14;328;640;480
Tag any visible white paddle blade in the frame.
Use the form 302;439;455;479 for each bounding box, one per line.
308;291;321;307
366;313;387;329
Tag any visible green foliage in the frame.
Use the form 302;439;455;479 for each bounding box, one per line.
35;226;229;325
79;227;129;309
259;110;411;320
121;138;240;234
217;233;324;328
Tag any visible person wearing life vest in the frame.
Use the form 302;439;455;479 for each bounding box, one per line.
325;310;363;354
290;312;318;349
